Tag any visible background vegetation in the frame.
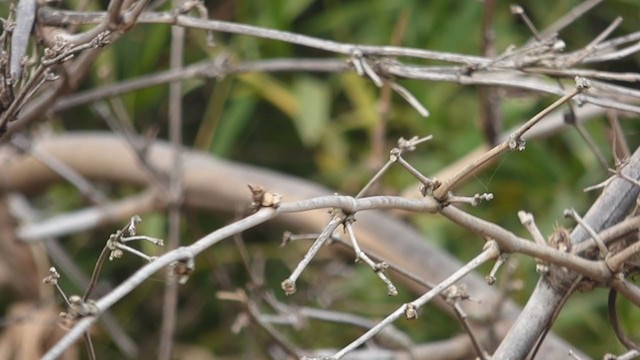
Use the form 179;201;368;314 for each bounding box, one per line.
1;0;640;359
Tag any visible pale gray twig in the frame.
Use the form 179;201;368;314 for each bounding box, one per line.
8;194;139;357
331;241;500;359
518;211;550;273
345;220;397;296
356;135;434;198
281;215;343;295
158;0;185;356
53;58;348;112
37;7;490;65
534;0;603;42
17;190;161;242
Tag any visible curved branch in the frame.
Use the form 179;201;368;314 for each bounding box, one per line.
0;131;585;358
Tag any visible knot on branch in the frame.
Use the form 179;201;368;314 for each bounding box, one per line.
248;184;281;211
404;303;418;320
91;30;111;48
44;38;70;61
419;179;441;197
507;134;526;151
443;284;470;305
348;48;385;87
548;227;572;254
60;295;98;327
172;252;195;285
281;279;296;296
575;76;591;92
544;265;579;292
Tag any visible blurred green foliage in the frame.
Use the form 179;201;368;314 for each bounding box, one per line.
3;0;640;358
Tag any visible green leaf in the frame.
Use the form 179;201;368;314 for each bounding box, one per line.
238;72;297;117
282;0;315;21
210;93;257;156
292;76;331;146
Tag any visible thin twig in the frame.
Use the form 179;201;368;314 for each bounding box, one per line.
478;0;501;146
433;83;586;200
564;208;608;257
358;136;435;198
53;58;348;112
158;0;185;356
331;241;500;359
9;194;139;357
281;215;344;295
345;220;397;296
518;211;546;246
608;288;640;351
83;246;111;301
42;207;279;360
606;241;640;273
452;302;488;360
608;111;630;161
37;7;490;65
510;5;540;40
10;135;108;205
527;276;583;360
83;332;96;360
535;0;603;42
17;190;162;242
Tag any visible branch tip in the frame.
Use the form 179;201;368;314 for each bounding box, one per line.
281;279;296;296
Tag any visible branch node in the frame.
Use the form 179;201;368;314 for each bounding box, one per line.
43;266;61;285
507;134;526;151
564;208;607;257
281;231;293;247
172;249;196;285
60;295;98;327
548;226;573;253
389;147;401;162
419;178;441;196
443;284;470;304
575;76;591;91
404;303;418;320
487;253;508;285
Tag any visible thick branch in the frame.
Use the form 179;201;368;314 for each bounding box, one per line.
493;145;640;359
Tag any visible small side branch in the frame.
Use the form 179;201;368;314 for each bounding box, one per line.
345;219;397;296
331;241;500;359
281;214;344;295
433;78;588;200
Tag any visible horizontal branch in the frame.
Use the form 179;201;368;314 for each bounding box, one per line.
53;58;349;112
37;7;489;65
17;190;162;242
440;205;611;281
